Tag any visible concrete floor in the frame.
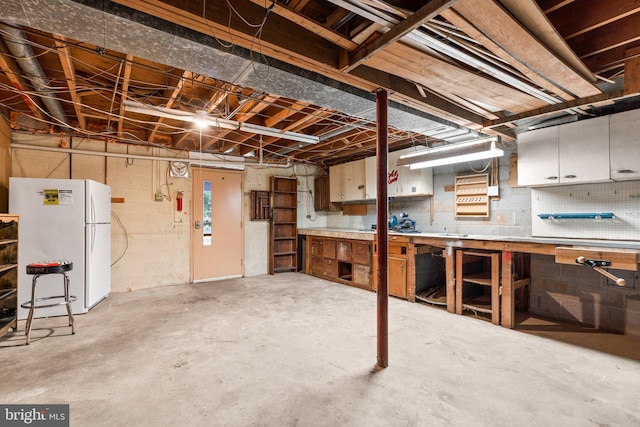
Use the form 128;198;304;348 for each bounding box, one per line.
1;272;639;426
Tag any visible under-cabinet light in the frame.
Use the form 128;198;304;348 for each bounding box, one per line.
397;136;503;169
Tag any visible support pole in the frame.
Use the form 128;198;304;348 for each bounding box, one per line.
375;88;389;370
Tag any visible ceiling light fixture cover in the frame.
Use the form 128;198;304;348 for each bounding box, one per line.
397;137;503;169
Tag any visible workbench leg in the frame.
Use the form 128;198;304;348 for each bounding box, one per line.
445;247;455;313
455;249;463;315
501;251;514;328
491;253;500;325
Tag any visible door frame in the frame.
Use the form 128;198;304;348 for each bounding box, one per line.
190;166;245;283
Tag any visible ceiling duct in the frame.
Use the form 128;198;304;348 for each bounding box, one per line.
0;23;70;131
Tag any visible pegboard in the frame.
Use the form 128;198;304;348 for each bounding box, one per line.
531;181;640;240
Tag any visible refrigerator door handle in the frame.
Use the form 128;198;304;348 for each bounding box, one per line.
90;196;96;224
90;223;96;253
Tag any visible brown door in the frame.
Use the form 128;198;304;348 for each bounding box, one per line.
192;167;243;281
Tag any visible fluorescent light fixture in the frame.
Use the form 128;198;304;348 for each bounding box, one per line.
124;100;319;144
123;100;238;130
239;122;319;145
397;137;503;169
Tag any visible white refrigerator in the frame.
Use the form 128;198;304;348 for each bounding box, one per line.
9;178;111;319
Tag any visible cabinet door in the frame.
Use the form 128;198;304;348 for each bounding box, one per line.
364;156;377;199
324;258;338;278
342;159;366;201
559;116;610;184
310;256;324;276
323;239;336;258
329;163;345;202
353;264;371;288
352;242;370;265
389;257;407;298
310;238;323;257
517;126;559;186
610;109;640;181
337;241;351;261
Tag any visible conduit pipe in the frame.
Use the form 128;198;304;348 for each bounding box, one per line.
1;23;70;130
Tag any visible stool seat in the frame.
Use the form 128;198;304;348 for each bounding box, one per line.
26;261;73;275
21;260;76;345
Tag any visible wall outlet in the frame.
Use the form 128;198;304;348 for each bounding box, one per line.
154;192;164;202
488;185;499;196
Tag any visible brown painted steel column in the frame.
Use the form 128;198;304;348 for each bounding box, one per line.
375;88;389;369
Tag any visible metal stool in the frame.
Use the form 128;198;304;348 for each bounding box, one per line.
21;261;76;345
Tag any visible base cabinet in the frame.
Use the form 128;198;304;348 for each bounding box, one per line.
307;236;372;290
389;257;407;299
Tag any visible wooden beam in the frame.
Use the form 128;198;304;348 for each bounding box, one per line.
52;35;86;130
147;70;191;142
116;55;133;138
247;0;358;51
441;8;575;101
345;0;459;72
452;0;600;97
498;0;596;82
538;0;577;14
483;90;626;128
625;46;640;95
548;0;640;39
570;12;640;59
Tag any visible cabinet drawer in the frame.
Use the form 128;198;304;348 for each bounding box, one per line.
324;258;338;278
353;264;370;287
310;239;323;257
310;256;324;276
389;244;408;257
337;241;352;261
352;242;370;264
323;240;336;258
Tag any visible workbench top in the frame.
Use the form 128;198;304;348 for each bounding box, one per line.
298;228;640;251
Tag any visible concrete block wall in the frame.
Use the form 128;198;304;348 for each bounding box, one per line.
529;254;640;337
11;134;192;292
429;149;532;236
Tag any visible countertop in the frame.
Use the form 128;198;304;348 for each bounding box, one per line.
298;227;640;251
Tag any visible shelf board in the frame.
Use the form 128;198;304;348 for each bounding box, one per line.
462;296;493;314
0;264;17;274
274;251;296;256
274;236;296;241
0;289;16;300
0;239;18;246
463;272;493;286
273;266;297;273
273;206;296;209
0;318;17;337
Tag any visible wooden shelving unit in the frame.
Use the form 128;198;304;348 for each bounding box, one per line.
455;173;489;217
0;214;18;338
455;249;501;325
269;177;298;274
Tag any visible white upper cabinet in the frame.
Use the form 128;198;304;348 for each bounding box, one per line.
329;159;366;202
517;126;559;186
610;109;640;181
518;115;611;187
363;147;433;199
558;116;610;184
